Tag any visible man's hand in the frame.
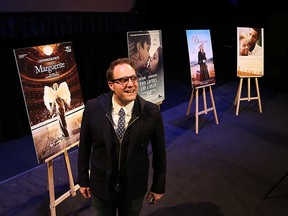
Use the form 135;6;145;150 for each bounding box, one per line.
79;187;91;199
146;191;164;205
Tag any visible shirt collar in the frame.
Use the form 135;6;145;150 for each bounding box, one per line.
112;95;134;115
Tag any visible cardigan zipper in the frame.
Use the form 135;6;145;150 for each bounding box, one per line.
105;114;139;191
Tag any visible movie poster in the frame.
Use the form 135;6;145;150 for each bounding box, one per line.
127;30;165;104
14;42;85;163
237;27;264;77
186;29;216;88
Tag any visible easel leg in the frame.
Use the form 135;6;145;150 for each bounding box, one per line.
234;79;241;105
236;78;243;116
195;89;199;134
186;89;195;116
209;86;219;124
235;77;262;115
203;88;208;114
203;87;207;114
190;85;218;134
255;78;262;113
64;150;78;196
47;160;56;216
248;77;251;100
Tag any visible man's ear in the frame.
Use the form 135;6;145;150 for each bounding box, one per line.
136;42;141;51
108;81;114;91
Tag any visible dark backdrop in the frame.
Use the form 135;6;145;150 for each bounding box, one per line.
0;0;287;143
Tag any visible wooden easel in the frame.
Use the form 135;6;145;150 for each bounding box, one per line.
234;76;262;115
186;84;219;134
45;142;80;216
156;101;162;109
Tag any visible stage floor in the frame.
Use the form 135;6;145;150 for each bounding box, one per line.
0;79;288;215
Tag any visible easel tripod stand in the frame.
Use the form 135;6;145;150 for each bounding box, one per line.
186;83;219;134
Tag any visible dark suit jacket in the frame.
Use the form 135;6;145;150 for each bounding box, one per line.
78;91;166;201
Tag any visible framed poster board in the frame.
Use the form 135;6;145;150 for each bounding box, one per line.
127;30;165;104
186;29;216;88
237;27;264;77
14;42;85;163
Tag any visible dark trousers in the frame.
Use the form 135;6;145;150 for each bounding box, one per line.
91;194;144;216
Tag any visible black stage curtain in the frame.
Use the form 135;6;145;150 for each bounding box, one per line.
0;12;140;142
0;6;282;143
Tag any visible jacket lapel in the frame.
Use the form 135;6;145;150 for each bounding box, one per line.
127;96;144;159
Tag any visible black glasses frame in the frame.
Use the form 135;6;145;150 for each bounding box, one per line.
111;75;139;86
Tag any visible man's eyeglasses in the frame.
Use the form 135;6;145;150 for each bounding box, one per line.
111;75;139;86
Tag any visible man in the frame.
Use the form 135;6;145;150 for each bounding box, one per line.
78;58;166;216
247;27;263;56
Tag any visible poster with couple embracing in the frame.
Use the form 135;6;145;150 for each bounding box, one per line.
237;27;264;77
127;30;165;105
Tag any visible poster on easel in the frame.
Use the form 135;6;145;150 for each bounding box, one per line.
186;29;216;88
237;27;264;77
127;30;165;105
14;41;85;163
